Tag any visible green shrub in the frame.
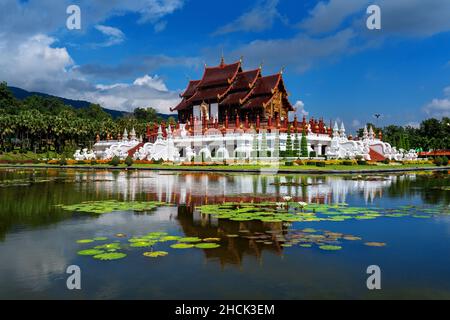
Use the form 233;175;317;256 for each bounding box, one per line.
109;156;120;166
383;158;390;165
309;151;317;158
357;160;367;165
90;159;97;165
76;160;85;165
285;161;294;166
316;161;326;167
442;156;449;166
125;156;133;167
434;157;443;166
343;160;353;166
59;156;67;166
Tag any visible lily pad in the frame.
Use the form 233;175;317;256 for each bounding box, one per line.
178;237;202;243
319;245;342;251
93;252;127;260
77;249;104;256
195;243;221;249
365;242;386;247
76;239;94;244
171;243;194;249
143;251;169;258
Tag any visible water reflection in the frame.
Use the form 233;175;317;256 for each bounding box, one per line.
0;169;449;240
0;168;449;299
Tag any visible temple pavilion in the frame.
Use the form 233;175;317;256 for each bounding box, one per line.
171;57;296;126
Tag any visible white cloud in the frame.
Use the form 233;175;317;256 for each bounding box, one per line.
133;74;168;91
0;34;74;93
0;33;180;114
95;25;125;47
213;0;285;35
300;0;368;35
294;100;308;116
423;86;450;118
81;76;180;113
230;29;356;73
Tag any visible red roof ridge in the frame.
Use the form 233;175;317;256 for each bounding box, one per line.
240;73;282;105
218;68;260;100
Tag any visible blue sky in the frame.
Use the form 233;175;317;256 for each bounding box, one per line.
1;0;450;132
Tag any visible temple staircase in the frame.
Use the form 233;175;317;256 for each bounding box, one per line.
369;148;386;162
127;142;145;157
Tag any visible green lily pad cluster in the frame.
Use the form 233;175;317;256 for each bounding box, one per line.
196;202;450;223
57;200;167;215
76;231;222;262
223;228;382;252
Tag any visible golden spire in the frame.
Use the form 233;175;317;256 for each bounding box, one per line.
220;50;225;67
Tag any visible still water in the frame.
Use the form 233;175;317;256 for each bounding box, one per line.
0;168;449;299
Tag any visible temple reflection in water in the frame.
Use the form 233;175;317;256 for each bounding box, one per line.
77;170;408;205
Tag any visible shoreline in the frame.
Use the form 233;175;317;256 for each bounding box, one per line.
1;163;449;175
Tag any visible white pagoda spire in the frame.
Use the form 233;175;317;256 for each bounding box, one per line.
363;125;369;140
157;125;163;141
130;127;136;141
339;122;346;138
167;124;173;140
333;122;339;138
369;126;374;139
123;128;128;141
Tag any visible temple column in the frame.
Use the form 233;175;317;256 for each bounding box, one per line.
317;143;322;156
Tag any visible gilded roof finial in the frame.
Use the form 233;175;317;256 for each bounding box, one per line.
259;62;263;70
220;50;225;66
239;55;243;63
280;66;285;74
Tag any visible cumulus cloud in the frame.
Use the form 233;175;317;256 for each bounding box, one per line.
95;25;125;47
80;76;180;113
301;0;450;37
294;100;308;116
213;0;285;35
74;55;200;81
300;0;368;35
423;86;450;118
0;34;74;93
230;28;356;73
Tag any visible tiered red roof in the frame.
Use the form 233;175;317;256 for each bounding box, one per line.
171;58;293;115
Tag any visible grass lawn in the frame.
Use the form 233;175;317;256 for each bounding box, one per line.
0;161;446;173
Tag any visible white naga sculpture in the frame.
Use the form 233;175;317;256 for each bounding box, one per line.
74;148;96;161
326;124;418;161
133;125;179;161
89;120;418;162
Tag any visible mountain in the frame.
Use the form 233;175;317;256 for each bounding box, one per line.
8;86;175;120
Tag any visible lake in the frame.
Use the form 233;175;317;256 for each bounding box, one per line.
0;168;449;299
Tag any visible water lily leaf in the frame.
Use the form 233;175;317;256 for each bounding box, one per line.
343;236;362;241
319;245;342;251
77;249;105;256
178;237;202;243
195;243;221;249
365;242;386;247
203;238;221;242
94;243;121;250
143;251;169;258
93;237;108;241
93;252;127;260
130;241;154;248
76;239;94;244
171;243;194;249
299;244;312;248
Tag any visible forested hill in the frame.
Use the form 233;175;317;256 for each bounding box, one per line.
7;85;175;120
